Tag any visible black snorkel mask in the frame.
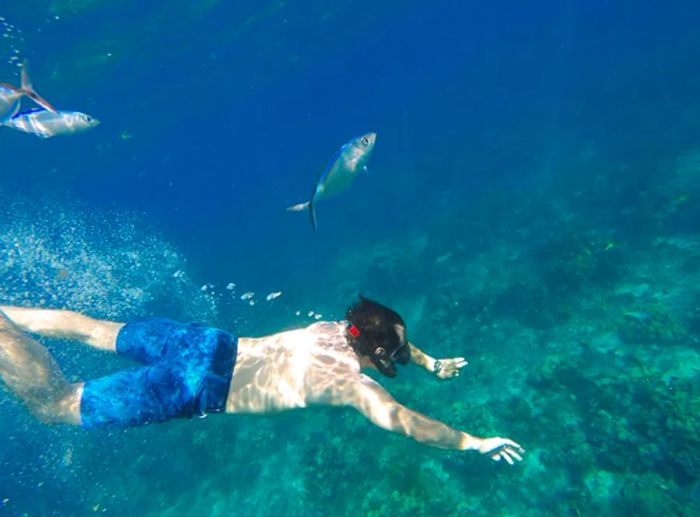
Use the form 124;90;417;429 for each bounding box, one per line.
349;324;411;378
371;342;411;378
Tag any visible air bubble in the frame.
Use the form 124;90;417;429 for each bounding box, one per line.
265;291;282;301
0;196;218;323
1;16;24;66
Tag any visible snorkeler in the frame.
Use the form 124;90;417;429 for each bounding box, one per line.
0;296;523;464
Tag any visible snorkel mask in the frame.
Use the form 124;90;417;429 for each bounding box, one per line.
348;323;411;378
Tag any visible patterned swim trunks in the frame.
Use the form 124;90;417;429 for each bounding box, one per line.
80;318;237;429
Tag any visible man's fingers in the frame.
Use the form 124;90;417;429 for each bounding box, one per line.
497;438;524;452
509;449;523;462
502;452;514;465
490;448;522;465
490;451;513;464
440;358;467;378
503;439;525;453
485;439;525;464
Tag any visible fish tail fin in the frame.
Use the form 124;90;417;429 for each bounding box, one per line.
286;201;310;212
284;200;318;233
309;196;318;234
19;61;56;113
287;186;319;234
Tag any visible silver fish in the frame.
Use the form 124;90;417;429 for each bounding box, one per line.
4;109;99;138
0;62;55;123
287;132;376;232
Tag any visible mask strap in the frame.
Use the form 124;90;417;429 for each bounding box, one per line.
348;324;360;337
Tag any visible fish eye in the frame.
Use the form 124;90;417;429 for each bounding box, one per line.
361;136;369;146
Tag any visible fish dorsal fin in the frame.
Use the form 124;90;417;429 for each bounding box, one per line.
20;62;32;91
19;62;56;112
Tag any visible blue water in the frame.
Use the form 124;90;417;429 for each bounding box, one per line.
1;1;700;515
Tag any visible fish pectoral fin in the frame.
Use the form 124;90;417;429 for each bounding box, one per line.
24;91;55;112
363;165;370;175
20;61;56;113
286;201;310;212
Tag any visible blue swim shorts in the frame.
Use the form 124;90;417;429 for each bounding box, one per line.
80;318;238;429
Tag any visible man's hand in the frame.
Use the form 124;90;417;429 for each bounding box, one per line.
433;357;467;379
408;343;467;379
475;437;525;465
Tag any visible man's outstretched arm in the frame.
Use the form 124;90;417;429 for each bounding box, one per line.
409;342;467;379
0;306;123;351
341;374;524;463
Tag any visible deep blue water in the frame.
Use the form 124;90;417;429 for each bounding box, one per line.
3;0;698;288
1;1;700;515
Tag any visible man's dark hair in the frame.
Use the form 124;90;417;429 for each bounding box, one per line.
345;296;410;377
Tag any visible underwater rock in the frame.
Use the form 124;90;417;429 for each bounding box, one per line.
664;394;700;479
617;307;687;344
490;282;567;330
534;232;625;297
689;305;700;337
588;409;637;473
507;397;532;422
613;473;686;516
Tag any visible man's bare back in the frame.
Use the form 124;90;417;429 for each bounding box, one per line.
229;321;361;413
0;298;524;464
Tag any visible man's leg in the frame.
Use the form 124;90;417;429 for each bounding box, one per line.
0;310;81;424
0;305;124;351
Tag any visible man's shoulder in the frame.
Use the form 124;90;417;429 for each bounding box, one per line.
304;319;346;335
242;320;349;352
256;320;345;341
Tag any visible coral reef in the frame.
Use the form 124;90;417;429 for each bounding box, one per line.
3;148;700;516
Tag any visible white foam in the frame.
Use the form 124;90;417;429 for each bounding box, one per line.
0;196;217;322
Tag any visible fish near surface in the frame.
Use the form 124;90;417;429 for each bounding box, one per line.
287;132;376;233
4;109;99;138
